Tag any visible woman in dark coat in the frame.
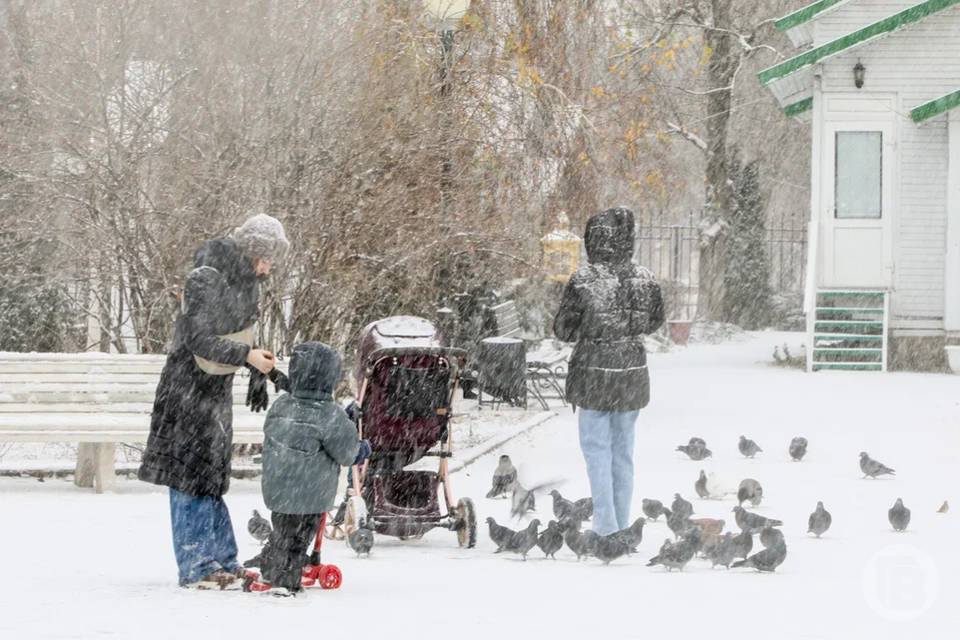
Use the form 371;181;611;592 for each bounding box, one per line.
139;213;289;589
553;207;664;536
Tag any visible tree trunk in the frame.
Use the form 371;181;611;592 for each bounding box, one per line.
696;0;737;321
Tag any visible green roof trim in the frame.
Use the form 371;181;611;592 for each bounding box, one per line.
774;0;846;32
910;88;960;122
784;96;813;117
759;0;960;86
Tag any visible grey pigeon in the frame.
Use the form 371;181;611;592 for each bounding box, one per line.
695;470;710;499
348;520;374;557
860;452;895;478
537;521;564;559
706;532;738;568
504;519;541;560
646;528;701;571
739;435;763;458
732;539;787;572
688;437;707;447
676;442;712;461
737;478;763;507
789;437;808;461
564;526;598;561
486;517;514;552
665;508;692;539
613;517;646;553
808;501;832;538
671;493;694;518
572;497;593;521
888;498;911;532
733;506;782;534
595;532;633;565
759;526;785;549
550;490;576;520
730;529;753;560
248;510;272;544
510;481;536;517
642;498;667;521
486;454;517;499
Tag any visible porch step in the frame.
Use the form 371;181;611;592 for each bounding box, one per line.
810;290;888;372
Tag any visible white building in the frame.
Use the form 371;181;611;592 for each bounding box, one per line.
760;0;960;370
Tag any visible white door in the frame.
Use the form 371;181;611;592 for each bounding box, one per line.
822;121;894;288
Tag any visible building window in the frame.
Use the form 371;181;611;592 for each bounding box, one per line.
835;131;882;219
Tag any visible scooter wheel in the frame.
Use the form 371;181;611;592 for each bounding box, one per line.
319;564;342;590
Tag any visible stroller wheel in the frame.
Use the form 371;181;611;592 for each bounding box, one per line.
319;565;343;590
455;498;477;549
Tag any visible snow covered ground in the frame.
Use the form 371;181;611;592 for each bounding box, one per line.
3;331;959;640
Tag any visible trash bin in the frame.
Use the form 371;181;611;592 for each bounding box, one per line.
476;337;526;408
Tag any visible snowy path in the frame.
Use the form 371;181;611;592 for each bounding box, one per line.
3;332;959;640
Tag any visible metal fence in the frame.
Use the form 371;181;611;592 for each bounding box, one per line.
635;211;807;320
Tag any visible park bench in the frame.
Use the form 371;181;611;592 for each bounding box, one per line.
0;352;280;493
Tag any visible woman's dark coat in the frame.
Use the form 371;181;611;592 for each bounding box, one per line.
138;238;259;497
260;342;359;515
553;207;664;412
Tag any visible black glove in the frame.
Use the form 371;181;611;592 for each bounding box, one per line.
268;368;290;393
246;369;269;412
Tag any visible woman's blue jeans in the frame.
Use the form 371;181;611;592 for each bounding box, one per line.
577;408;639;535
169;488;241;585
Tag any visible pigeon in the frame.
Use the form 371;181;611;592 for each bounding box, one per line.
808;501;832;538
671;493;694;518
695;470;710;499
665;508;692;539
248;510;272;544
730;529;753;560
738;435;762;458
759;526;785;549
537;521;564;559
550;490;576;520
504;519;541;560
733;506;782;534
642;498;667;521
613;517;646;553
676;441;712;461
348;520;375;557
486;517;514;552
732;538;787;572
572;497;593;521
689;517;725;536
647;528;701;571
565;527;599;561
937;500;949;514
688;437;707;447
705;532;738;568
485;454;517;499
888;498;911;532
737;478;763;507
789;436;808;461
595;532;633;565
510;481;537;517
860;452;895;478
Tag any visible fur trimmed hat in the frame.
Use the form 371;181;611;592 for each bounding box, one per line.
232;213;290;263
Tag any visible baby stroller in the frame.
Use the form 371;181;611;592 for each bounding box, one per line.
335;316;477;548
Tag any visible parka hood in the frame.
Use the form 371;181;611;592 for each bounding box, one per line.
194;237;255;284
288;341;341;401
583;207;635;265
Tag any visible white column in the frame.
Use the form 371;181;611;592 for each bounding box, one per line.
945;112;960;331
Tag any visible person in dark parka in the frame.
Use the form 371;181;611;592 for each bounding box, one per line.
553;207;664;536
257;342;360;594
138;213;289;589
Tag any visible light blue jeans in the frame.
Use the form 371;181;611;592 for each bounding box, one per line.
169;488;241;585
577;408;639;536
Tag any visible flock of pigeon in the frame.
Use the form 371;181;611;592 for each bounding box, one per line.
482;433;946;572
